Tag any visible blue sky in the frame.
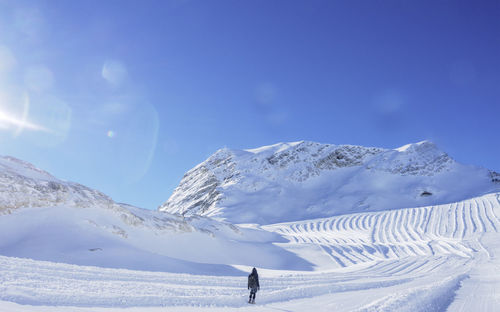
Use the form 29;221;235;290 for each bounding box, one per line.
0;0;499;209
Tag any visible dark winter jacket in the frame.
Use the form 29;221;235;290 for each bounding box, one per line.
248;268;260;290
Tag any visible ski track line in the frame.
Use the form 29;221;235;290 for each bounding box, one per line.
355;273;469;312
487;195;500;230
422;206;432;234
436;204;444;237
479;198;496;232
380;212;389;245
449;202;457;238
466;200;477;235
473;199;486;233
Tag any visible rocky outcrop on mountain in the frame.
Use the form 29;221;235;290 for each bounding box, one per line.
490;171;500;183
0;156;115;213
159;141;499;224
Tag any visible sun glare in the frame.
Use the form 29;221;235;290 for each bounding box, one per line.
0;93;47;134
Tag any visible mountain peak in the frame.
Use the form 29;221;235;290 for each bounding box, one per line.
244;141;305;155
395;140;438;152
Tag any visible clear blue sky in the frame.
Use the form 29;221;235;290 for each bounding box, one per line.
0;0;499;209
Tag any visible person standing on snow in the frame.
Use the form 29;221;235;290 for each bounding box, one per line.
248;267;260;304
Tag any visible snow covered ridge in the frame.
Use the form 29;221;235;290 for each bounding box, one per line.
0;156;115;213
0;155;190;231
0;154;216;233
159;140;500;224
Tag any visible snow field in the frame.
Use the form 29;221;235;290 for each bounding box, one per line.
1;193;500;311
0;254;470;309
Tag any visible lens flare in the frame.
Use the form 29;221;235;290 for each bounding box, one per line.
0;93;47;134
102;60;127;86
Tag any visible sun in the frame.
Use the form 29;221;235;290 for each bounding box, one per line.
0;92;47;135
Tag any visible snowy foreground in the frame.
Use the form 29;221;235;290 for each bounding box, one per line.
2;193;500;311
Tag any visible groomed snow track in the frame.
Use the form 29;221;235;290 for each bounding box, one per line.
1;193;500;311
264;193;500;267
0;253;472;309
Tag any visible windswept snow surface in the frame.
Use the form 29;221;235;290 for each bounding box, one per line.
2;193;500;311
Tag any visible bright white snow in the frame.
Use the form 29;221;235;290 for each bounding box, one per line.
1;193;500;311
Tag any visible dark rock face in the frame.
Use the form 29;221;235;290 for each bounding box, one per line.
490;171;500;183
314;146;383;170
159;165;222;216
420;191;433;197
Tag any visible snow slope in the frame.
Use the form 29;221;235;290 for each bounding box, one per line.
0;155;307;273
159;141;500;224
0;204;310;274
1;192;500;311
264;193;500;269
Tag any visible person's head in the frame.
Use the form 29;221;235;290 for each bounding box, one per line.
252;267;257;274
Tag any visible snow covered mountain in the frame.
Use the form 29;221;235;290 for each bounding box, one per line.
0;156;115;213
159;141;500;224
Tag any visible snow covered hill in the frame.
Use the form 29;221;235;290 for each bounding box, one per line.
159;140;500;224
0;156;115;213
0;155;304;274
0;204;305;274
